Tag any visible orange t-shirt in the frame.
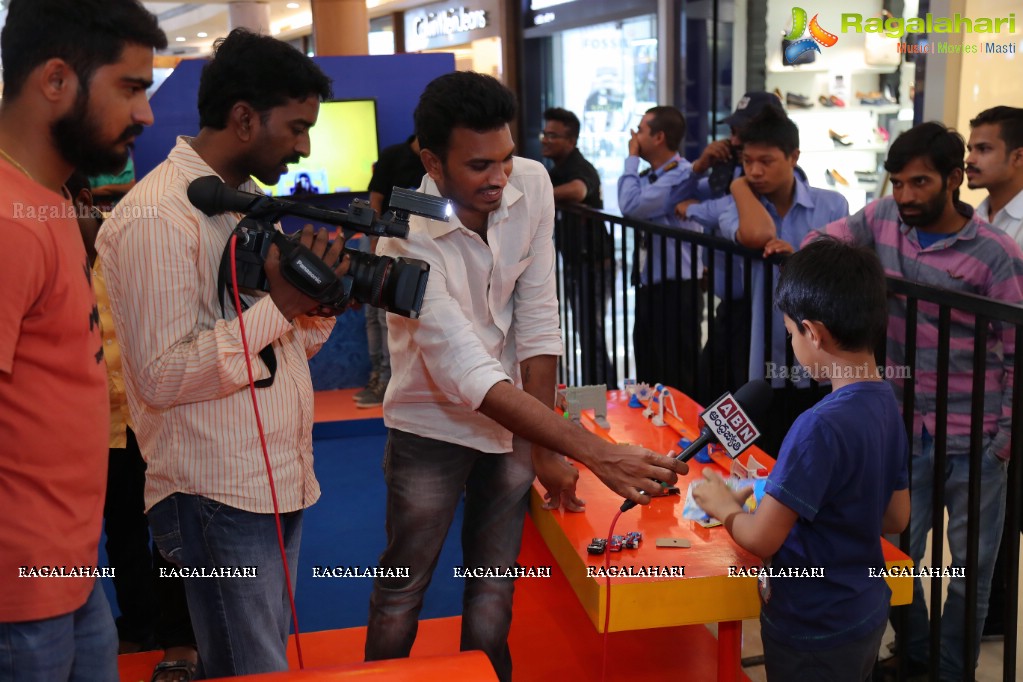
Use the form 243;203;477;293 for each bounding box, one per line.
0;162;109;622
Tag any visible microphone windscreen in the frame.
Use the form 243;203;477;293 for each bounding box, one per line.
732;379;772;424
187;175;231;216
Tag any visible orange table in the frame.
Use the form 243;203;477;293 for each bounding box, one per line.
531;389;913;682
203;652;497;681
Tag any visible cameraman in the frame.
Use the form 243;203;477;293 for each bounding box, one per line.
365;72;687;682
96;30;341;677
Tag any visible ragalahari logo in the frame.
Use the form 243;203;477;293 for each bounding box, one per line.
784;7;839;64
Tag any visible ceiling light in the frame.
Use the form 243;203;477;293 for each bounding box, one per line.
197;32;208;38
287;2;300;8
175;36;186;42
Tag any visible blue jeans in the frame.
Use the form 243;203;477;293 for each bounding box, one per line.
365;429;534;682
365;305;390;382
0;581;118;681
148;494;303;678
902;437;1007;680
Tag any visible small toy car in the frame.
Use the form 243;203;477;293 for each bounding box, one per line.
624;531;643;549
609;535;624;552
586;538;607;555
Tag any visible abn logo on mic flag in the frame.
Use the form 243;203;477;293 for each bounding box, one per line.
784;7;839;65
701;394;761;459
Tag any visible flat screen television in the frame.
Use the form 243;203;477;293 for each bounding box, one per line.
256;98;379;197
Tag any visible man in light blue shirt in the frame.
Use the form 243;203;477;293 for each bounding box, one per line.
617;105;702;394
717;107;848;455
672;92;788;404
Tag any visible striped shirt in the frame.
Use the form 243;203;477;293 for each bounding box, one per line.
806;196;1023;458
96;137;333;512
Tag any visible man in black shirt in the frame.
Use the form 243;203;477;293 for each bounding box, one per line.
541;107;616;387
357;135;426;407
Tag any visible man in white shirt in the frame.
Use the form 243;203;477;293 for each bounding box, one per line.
967;106;1023;242
967;105;1023;639
365;71;686;682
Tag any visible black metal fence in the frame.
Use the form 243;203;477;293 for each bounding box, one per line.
554;202;1023;681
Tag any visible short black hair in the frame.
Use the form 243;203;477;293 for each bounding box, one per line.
738;107;799;156
1;0;167;100
884;122;966;200
644;106;686;152
197;29;333;129
415;71;517;162
970;106;1023;153
543;107;581;141
776;236;888;353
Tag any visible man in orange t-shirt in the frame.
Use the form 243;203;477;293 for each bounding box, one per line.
0;2;165;680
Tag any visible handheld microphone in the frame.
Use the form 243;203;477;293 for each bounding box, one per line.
619;379;772;512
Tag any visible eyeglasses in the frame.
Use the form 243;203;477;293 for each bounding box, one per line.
539;131;568;141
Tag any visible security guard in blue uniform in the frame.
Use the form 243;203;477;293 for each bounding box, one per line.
617;105;703;395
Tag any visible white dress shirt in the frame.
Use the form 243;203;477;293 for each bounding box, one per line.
378;157;564;453
97;137;332;513
977;188;1023;247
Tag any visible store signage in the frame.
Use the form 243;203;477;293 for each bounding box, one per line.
404;0;501;51
415;7;488;40
534;12;555;26
529;0;575;9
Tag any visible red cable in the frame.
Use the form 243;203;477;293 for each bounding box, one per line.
600;508;624;682
229;235;305;669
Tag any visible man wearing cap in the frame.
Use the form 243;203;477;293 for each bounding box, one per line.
669;92;787;404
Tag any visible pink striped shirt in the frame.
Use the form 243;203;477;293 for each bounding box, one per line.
807;196;1023;458
96;137;332;512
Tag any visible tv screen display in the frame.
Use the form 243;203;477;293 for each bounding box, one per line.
256;99;379;196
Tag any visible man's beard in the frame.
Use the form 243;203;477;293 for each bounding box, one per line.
51;88;142;176
898;181;949;228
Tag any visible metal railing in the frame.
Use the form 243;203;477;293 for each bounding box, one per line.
554;203;1023;681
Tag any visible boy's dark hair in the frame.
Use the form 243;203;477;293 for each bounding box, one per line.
415;71;517;162
198;29;333;129
776;236;888;353
884;122;966;202
644;106;686;152
0;0;167;100
969;106;1023;153
543;107;581;141
738;107;799;156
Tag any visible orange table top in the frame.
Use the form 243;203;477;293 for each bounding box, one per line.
531;388;913;632
203;652;497;681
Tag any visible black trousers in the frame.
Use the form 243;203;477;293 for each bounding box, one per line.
697;297;751;406
563;257;617;388
103;427;195;649
633;279;703;396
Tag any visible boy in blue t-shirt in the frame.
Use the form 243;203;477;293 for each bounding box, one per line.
694;237;910;682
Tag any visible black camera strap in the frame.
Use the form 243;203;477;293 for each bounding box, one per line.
218;230;277;388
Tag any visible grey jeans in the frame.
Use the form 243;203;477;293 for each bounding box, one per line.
364;428;534;682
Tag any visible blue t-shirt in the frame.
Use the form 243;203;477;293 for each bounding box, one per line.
760;380;909;650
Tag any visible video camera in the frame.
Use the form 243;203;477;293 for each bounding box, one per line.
187;176;451;318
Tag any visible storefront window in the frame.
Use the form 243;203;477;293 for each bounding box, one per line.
369;15;395;55
551;15;658;214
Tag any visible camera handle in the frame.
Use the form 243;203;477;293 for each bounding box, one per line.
270;231;350;308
